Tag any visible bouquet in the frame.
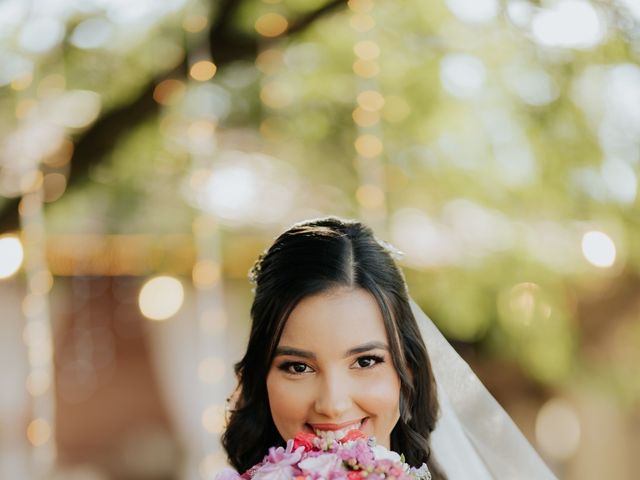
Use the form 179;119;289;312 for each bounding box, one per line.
216;430;432;480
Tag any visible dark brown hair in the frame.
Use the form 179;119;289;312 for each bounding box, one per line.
222;217;445;479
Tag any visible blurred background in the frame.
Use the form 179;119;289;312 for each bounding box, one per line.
1;0;639;479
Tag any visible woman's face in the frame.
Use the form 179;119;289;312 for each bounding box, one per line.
266;287;401;448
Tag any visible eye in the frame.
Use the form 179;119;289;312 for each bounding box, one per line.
352;355;385;369
278;361;313;375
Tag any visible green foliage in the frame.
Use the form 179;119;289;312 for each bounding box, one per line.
2;0;639;399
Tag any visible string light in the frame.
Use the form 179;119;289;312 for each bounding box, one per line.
19;187;57;476
9;44;61;474
178;4;231;475
256;0;290;145
349;0;387;232
191;214;229;477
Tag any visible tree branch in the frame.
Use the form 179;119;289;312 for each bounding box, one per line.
0;0;347;232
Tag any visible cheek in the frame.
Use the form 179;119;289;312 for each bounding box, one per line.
356;370;401;418
266;372;312;430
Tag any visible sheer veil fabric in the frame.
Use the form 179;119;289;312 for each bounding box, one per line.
409;299;558;480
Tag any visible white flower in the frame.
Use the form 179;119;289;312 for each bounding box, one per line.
371;445;402;463
410;463;432;480
298;453;342;477
252;463;295;480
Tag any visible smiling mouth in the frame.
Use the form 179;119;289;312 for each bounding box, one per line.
308;418;368;441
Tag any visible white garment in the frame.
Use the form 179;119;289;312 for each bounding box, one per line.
409;299;558;480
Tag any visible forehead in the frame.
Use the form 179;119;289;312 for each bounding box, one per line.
279;288;388;349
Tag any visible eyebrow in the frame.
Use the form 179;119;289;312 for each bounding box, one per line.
274;341;389;360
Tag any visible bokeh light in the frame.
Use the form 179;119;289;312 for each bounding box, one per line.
0;234;24;279
182;14;208;33
355;134;383;158
255;13;288;37
192;260;221;288
28;338;53;368
27;418;52;447
70;18;113;49
601;159;637;205
260;81;293;109
203;166;258;217
187;152;297;225
43;172;67;203
446;0;498;24
26;370;51;396
352;107;380;127
0;52;33;88
22;293;46;318
440;54;486;98
23;320;48;347
256;48;284;75
50;90;102;129
531;0;604;50
581;230;616;268
357;90;385;112
349;14;375;32
153;79;186;106
352;59;379;78
190;61;217;82
535;398;581;461
348;0;374;12
353;40;380;60
18;17;65;53
201;404;225;434
138;276;185;321
29;270;54;295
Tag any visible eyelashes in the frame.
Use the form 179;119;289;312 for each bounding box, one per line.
277;361;312;375
276;354;386;376
354;354;384;369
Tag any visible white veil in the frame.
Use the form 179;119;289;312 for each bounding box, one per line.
409;299;558;479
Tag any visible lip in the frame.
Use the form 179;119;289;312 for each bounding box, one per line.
308;417;367;431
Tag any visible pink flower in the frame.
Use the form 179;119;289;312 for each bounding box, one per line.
340;429;367;443
228;429;430;480
347;472;365;480
298;453;342;478
266;440;304;465
293;432;318;452
252;462;296;480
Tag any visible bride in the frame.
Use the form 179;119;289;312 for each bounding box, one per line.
221;217;557;479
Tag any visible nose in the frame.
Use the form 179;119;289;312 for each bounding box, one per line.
314;371;353;419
